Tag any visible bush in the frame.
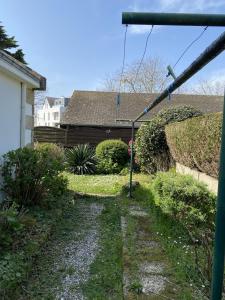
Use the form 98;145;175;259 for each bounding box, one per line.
0;202;25;251
152;171;216;286
34;142;65;168
65;144;97;175
1;147;67;207
96;139;129;174
152;171;215;224
165;112;222;178
135;106;202;174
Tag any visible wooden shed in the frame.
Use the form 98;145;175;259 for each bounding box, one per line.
59;90;223;146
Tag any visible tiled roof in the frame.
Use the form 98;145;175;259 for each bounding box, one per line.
61;90;224;127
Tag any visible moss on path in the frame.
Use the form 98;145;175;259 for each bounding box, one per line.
18;196;123;299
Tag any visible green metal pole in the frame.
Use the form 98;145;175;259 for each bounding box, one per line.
122;12;225;27
128;122;134;198
211;91;225;300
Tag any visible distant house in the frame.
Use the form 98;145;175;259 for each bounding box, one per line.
0;50;46;156
60;90;223;146
35;96;70;127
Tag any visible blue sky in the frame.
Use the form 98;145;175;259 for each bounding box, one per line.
2;0;225;97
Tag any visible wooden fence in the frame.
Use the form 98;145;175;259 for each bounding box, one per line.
34;125;135;147
34;126;67;145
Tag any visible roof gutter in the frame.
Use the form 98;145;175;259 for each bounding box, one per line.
0;50;46;90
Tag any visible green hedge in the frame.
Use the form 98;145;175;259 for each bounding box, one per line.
135;106;202;174
165;112;222;178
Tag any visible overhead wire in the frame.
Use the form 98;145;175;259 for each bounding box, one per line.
161;26;208;95
132;25;154;91
173;26;208;69
118;24;128;93
116;24;128;120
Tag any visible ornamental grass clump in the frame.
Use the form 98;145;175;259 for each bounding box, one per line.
65;144;97;175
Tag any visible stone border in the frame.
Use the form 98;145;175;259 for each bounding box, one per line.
176;162;218;194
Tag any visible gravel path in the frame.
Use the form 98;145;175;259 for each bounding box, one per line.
24;199;103;300
54;201;104;300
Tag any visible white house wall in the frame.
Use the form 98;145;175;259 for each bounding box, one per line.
0;71;21;156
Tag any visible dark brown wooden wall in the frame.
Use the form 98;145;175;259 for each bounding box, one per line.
34;125;137;147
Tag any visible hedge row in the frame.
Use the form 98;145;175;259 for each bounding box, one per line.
165;112;222;178
135;106;202;174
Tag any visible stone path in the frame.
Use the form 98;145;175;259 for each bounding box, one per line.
122;205;179;299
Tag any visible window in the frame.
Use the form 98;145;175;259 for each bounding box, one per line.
48;112;50;120
53;112;59;120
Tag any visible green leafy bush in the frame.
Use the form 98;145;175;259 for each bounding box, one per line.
0;203;25;250
1;147;67;206
135;106;202;174
0;252;26;292
152;171;216;286
65;144;97;175
152;171;215;224
165;112;222;178
34;142;65;168
96;139;129;174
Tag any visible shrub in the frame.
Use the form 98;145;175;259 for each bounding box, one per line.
0;202;25;251
96;139;129;174
152;171;215;223
152;171;216;287
165;112;222;178
135;106;202;174
1;147;67;206
65;144;97;175
34;142;65;168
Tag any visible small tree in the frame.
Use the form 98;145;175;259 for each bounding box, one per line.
0;23;27;64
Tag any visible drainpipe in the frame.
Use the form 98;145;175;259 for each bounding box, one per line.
20;83;26;147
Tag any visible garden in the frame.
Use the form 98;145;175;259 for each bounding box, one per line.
0;105;221;299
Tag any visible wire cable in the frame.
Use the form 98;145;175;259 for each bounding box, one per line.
133;25;154;89
119;24;128;92
173;26;208;69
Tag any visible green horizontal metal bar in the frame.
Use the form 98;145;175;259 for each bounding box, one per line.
122;12;225;26
134;30;225;122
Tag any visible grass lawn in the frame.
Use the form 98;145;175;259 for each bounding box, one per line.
11;172;203;299
65;171;151;195
65;172;203;299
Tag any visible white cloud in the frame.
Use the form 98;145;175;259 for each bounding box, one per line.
129;0;225;15
129;25;161;35
159;0;225;12
127;0;225;34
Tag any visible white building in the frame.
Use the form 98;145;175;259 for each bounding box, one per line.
0;50;46;157
35;96;70;127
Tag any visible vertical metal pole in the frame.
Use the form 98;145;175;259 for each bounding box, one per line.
211;90;225;300
129;122;134;198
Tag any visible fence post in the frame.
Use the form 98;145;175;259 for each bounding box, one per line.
211;90;225;300
128;121;135;198
65;125;69;146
